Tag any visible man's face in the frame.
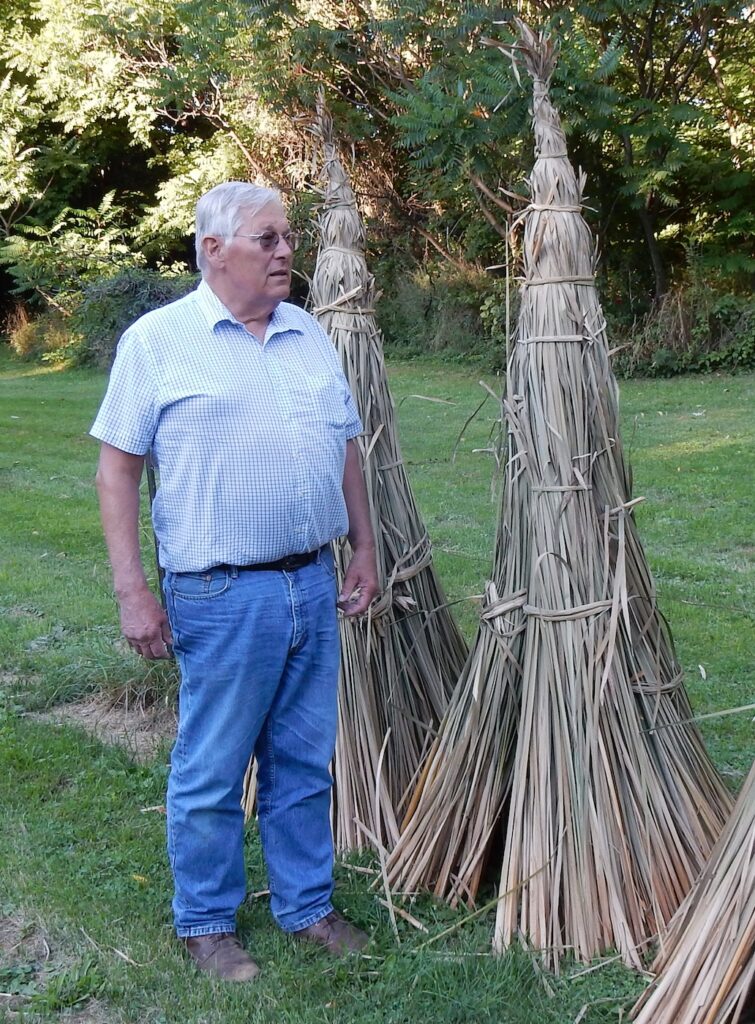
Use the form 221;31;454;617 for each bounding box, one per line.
220;201;293;307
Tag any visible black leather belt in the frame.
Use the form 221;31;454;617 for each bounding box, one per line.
221;550;319;574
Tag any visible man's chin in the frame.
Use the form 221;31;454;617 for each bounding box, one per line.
269;275;291;296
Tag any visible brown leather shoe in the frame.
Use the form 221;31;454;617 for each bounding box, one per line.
293;911;368;956
184;932;260;982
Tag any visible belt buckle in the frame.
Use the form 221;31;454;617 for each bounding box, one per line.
279;554;301;572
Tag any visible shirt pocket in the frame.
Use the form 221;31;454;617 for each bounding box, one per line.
292;374;350;431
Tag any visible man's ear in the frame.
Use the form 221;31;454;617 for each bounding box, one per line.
201;235;225;268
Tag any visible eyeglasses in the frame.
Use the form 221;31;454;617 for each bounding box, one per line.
233;230;300;252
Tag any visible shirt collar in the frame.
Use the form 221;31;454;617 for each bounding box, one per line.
195;279;303;342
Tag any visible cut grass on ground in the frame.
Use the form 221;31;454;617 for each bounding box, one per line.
0;348;752;1022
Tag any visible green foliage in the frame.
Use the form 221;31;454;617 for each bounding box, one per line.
0;73;43;235
0;0;171;257
1;0;754;338
8;267;198;368
69;266;197;368
382;1;755;298
31;958;105;1012
614;279;755;378
0;192;143;311
376;258;511;368
0;961;39;998
0;185;198;366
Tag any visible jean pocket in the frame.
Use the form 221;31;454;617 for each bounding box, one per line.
319;545;337;580
169;569;232;600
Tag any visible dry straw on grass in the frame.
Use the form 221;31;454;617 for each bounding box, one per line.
386;20;732;969
308;98;467;851
632;759;755;1024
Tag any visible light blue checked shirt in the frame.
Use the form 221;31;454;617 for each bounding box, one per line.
91;280;362;572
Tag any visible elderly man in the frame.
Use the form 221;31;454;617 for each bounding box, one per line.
91;181;379;982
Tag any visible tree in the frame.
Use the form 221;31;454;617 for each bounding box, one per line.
1;0;753;324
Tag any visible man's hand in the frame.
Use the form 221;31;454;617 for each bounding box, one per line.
119;585;173;660
338;545;379;617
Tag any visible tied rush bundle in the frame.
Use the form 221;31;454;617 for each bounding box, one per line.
386;20;732;970
310;97;468;852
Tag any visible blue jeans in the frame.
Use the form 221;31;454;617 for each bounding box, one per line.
163;547;340;938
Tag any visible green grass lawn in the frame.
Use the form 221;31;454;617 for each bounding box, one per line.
0;348;752;1022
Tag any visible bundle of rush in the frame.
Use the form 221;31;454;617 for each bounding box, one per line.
387;20;732;969
632;759;755;1024
307;98;467;851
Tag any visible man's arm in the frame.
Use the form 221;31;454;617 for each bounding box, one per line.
339;438;379;617
95;442;173;659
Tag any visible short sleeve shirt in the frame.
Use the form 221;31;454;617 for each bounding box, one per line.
90;280;363;572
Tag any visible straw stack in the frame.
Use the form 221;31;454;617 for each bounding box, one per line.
632;760;755;1024
308;99;468;851
387;21;732;969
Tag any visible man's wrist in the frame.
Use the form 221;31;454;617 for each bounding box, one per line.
114;577;152;602
347;536;376;553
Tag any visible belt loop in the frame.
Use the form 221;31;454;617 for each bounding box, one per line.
230;566;239;579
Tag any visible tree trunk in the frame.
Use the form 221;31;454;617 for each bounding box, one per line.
637;202;667;300
622;133;667;300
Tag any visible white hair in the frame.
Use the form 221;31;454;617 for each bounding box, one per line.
195;182;282;273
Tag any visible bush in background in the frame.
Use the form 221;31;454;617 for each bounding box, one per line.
5;253;754;379
374;254;755;378
613;284;755;378
69;267;197;368
5;268;197;368
375;258;513;368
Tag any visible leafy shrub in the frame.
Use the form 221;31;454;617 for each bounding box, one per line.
375;258;513;368
69;267;197;368
613;284;755;377
0;195;200;366
5;269;197;367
